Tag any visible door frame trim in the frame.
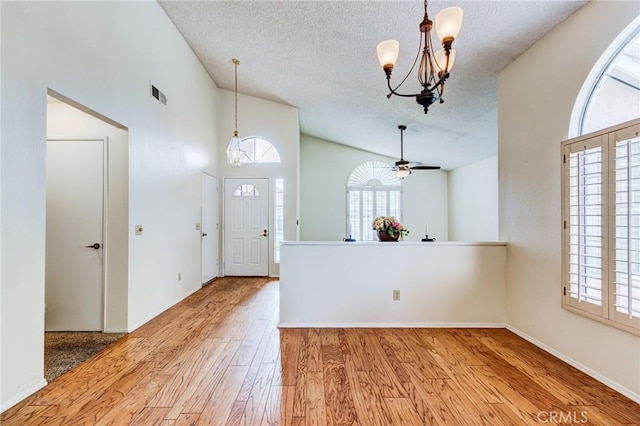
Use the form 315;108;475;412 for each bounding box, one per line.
46;137;108;332
200;171;219;284
222;176;271;277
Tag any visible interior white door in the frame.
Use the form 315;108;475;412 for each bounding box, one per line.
224;178;269;276
45;139;104;331
201;173;218;284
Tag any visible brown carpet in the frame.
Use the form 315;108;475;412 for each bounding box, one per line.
44;332;125;382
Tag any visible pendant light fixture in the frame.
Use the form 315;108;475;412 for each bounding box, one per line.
396;125;411;179
376;1;463;114
226;58;243;167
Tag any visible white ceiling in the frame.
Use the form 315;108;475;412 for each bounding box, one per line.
159;0;587;170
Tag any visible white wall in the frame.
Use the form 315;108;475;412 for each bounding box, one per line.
402;168;449;242
217;90;299;277
47;100;129;332
1;1;218;410
0;0;3;411
448;156;499;241
280;242;506;326
300;135;449;242
499;1;640;400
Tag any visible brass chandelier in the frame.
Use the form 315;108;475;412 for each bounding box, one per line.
376;1;463;114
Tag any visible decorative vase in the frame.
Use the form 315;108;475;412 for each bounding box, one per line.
377;230;399;242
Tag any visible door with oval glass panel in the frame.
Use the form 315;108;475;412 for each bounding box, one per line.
223;178;270;276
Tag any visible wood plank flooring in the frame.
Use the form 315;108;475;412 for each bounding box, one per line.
2;277;639;425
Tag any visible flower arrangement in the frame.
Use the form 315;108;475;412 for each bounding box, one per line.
372;216;409;239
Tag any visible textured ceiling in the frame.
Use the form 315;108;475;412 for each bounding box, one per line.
159;0;587;170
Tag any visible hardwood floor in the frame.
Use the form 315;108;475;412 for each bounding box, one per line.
2;277;638;425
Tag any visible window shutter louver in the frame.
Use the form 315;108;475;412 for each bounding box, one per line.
610;126;640;328
565;137;608;317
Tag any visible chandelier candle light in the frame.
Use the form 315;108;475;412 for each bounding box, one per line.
376;1;463;114
227;58;243;167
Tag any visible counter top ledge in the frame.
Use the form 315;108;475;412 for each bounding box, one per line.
282;241;506;247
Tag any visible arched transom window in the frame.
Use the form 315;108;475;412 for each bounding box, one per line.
229;136;281;164
347;161;402;241
577;29;639;136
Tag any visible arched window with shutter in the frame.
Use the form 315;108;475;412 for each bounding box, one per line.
346;161;402;241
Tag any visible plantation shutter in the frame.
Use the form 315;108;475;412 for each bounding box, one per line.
563;135;608;317
347;187;402;241
609;124;640;328
362;189;374;241
348;190;362;241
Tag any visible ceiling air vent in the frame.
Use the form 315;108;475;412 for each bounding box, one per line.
150;84;168;106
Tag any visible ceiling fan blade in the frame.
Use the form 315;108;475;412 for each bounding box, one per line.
411;165;441;170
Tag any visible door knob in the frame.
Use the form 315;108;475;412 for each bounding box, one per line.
202;233;208;237
262;229;268;237
85;243;101;250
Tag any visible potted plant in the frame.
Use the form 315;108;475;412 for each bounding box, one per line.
372;216;409;241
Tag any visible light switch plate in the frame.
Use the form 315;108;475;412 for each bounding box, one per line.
195;223;201;231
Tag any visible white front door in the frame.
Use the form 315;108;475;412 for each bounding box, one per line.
45;139;104;331
224;178;269;276
201;173;219;284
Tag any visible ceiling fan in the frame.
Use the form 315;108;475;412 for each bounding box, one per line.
394;125;440;178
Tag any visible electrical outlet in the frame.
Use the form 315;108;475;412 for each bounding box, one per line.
393;289;400;301
195;223;201;231
178;272;182;282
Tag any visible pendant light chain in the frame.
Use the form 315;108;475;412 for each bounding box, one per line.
233;58;240;137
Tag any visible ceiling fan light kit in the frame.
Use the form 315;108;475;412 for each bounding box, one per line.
396;167;411;179
226;58;243;168
377;0;463;114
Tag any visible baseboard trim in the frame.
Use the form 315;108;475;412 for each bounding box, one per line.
201;276;218;287
103;328;128;334
278;322;506;329
1;379;47;413
505;325;640;404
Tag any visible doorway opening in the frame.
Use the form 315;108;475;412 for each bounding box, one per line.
45;90;129;379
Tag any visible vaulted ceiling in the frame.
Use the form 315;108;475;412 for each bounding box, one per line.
159;0;587;170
